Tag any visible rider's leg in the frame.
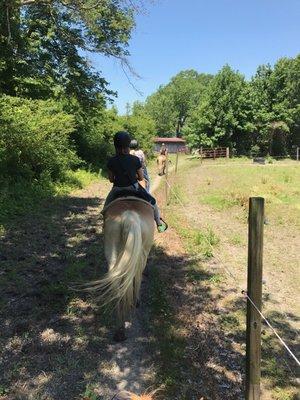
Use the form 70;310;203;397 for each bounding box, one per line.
153;204;161;225
104;188;118;207
104;184;139;207
153;204;168;232
143;166;150;183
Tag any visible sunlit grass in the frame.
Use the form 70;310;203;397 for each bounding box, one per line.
0;169;102;223
196;162;300;226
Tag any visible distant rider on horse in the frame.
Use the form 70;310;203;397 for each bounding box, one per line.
129;139;150;191
160;143;168;156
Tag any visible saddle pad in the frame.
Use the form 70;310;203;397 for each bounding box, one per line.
101;196;154;215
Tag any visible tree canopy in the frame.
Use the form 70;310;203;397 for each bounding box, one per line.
141;56;300;156
1;0;299;192
0;0;156;184
0;0;135;106
145;70;213;136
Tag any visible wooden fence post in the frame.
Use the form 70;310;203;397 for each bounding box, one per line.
297;147;299;161
246;197;264;400
175;150;179;173
200;147;203;164
226;147;230;159
213;148;216;160
165;154;169;204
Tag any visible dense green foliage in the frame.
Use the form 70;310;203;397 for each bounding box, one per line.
0;95;78;180
120;101;156;154
0;0;156;219
0;0;155;186
145;70;213;136
0;0;133;103
143;56;300;156
1;0;299;196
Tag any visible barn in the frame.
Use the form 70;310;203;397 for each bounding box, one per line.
154;137;187;153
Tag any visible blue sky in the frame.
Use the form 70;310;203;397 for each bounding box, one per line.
89;0;300;114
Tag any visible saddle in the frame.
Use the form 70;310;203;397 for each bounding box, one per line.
101;196;154;215
112;186;155;205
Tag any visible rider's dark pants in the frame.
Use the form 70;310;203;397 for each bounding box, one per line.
104;183;161;224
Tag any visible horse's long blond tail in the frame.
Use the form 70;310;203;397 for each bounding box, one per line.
86;210;146;322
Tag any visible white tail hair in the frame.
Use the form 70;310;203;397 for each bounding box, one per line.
84;210;146;322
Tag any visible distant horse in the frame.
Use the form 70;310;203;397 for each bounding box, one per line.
84;198;154;341
157;154;167;175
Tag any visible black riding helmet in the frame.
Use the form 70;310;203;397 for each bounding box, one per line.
113;131;131;148
129;139;138;150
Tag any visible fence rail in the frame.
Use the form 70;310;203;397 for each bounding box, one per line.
194;147;229;159
192;146;300;160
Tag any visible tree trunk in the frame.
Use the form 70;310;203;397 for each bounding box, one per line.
0;0;21;95
176;119;180;137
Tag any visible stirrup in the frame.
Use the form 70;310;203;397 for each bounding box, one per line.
157;219;168;233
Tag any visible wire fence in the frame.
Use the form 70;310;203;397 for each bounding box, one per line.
163;174;300;373
191;147;300;161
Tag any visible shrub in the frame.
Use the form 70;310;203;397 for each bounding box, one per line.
250;144;260;157
0;95;80;181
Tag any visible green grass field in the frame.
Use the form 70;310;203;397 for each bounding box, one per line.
155;156;300;400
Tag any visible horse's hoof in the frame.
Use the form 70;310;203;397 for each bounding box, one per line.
113;327;127;342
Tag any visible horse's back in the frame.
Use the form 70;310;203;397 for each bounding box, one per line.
104;199;154;243
104;199;154;222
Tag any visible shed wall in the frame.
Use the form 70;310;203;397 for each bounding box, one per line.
154;142;186;153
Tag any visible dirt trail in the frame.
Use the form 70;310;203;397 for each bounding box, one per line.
0;181;155;400
1;164;247;400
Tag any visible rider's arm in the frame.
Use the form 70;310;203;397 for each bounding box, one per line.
136;167;144;182
108;169;115;183
141;150;146;165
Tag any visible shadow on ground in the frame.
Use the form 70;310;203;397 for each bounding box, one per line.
0;191;299;400
0;191;152;399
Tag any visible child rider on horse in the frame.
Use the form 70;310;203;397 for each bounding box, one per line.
129;139;150;191
104;131;168;233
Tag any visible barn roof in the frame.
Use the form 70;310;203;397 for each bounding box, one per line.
154;137;186;143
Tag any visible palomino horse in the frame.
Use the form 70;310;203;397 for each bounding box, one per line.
86;197;154;341
157;154;167;175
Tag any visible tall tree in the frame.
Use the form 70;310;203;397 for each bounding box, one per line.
145;70;212;136
183;65;253;152
0;0;135;106
250;56;300;154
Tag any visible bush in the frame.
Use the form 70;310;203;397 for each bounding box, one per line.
250;144;260;157
0;96;80;181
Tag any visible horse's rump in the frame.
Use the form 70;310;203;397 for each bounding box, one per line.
157;154;167;175
88;199;154;323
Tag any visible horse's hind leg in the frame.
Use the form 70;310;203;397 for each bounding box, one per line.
113;320;126;342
